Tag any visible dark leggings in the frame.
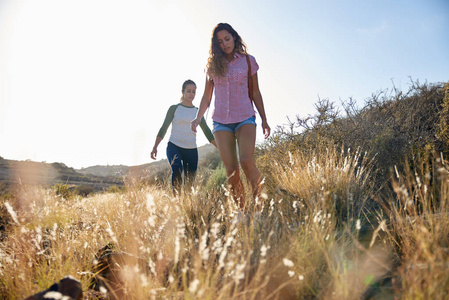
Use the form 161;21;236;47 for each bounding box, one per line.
166;141;198;193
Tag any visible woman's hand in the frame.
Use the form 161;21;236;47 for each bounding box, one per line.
150;147;157;160
190;118;200;132
262;120;271;139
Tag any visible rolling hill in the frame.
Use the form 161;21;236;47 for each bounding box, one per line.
0;144;218;195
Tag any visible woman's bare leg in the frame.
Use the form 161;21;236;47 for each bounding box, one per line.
236;124;262;210
214;130;245;209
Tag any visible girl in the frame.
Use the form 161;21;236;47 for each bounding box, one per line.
191;23;270;211
152;79;216;194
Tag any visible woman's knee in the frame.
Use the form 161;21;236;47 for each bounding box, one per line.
239;155;256;171
222;160;238;176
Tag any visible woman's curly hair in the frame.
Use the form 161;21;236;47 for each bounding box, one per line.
206;23;248;78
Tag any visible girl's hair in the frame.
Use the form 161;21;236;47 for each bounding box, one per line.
180;79;196;102
206;23;247;78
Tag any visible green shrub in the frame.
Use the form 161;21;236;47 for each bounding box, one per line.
0;183;13;201
437;82;449;150
199;149;222;170
52;184;74;199
108;185;122;194
75;185;95;197
205;162;227;192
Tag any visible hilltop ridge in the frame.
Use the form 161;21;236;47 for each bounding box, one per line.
0;143;218;195
76;143;217;177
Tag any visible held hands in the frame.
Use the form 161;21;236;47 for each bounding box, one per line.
190;118;200;132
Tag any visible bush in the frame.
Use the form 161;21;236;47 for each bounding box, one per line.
108;185;122;194
199;149;222;170
259;81;448;188
75;185;95;197
52;184;74;199
437;82;449;149
205;162;227;192
0;183;13;201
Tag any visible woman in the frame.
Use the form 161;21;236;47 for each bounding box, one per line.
151;79;217;194
191;23;270;211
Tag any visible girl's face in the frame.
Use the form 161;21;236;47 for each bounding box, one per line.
216;29;235;57
183;84;196;102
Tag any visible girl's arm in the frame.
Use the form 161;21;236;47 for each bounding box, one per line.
151;136;163;160
251;72;271;139
151;105;176;160
191;78;214;132
199;116;217;148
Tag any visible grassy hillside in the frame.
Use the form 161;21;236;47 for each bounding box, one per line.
0;159;124;197
258;81;449;189
77;143;218;178
0;144;219;198
0;81;448;299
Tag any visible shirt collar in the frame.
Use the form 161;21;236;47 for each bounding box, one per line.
229;52;243;64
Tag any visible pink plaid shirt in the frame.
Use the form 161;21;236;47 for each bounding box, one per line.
211;53;259;124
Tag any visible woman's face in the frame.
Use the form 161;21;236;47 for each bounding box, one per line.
183;84;196;102
216;29;235;57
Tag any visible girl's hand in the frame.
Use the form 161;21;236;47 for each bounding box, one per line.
191;118;200;132
150;148;157;160
262;120;271;139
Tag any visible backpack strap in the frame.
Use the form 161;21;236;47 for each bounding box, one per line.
246;54;254;103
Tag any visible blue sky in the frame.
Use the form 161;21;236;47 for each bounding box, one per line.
1;0;448;168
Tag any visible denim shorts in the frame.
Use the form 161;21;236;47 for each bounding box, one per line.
212;116;256;134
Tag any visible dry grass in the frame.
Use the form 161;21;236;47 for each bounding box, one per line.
0;148;448;299
377;153;449;299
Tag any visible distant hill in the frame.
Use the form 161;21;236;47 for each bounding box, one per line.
0;158;124;193
77;143;218;178
77;165;132;178
0;144;218;195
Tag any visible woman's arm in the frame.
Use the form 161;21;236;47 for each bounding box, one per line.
191;78;214;132
199;116;217;148
251;72;271;139
150;136;163;160
151;105;176;160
